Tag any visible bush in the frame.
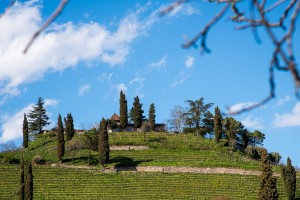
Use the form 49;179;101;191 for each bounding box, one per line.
32;155;45;165
47;131;57;138
1;154;20;164
245;146;267;160
269;152;281;164
183;128;196;133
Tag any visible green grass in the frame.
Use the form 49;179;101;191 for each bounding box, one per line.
1;164;299;200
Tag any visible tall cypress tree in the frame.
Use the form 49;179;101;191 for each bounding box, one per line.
57;114;65;163
213;106;222;143
98;118;109;167
65;113;75;141
23;114;29;148
18;155;25;200
258;153;279;200
148;103;156;131
28;97;50;135
119;91;128;130
281;157;296;200
24;162;33;200
131;96;144;129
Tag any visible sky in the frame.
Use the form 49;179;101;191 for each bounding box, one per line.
0;0;299;167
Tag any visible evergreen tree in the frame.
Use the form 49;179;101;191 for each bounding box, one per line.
214;106;222;143
281;157;296;200
202;111;214;137
98;118;109;167
24;162;33;200
65;113;75;141
258;153;279;200
57;114;65;163
23;114;29;148
148;103;156;131
130;96;144;129
28;97;50;135
119;90;128;130
18;155;25;200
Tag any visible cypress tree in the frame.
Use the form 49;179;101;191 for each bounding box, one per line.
24;162;33;200
119;91;128;130
148;103;156;131
131;96;144;129
281;157;296;200
65;113;75;141
213;106;222;143
57;114;65;163
258;153;279;200
23;114;29;148
98;118;109;167
18;155;25;200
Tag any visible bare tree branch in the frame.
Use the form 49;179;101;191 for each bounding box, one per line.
23;0;70;54
0;0;16;18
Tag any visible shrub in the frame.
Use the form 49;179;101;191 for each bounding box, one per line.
32;155;45;165
1;154;20;164
269;152;281;164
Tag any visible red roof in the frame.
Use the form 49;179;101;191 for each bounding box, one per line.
111;113;120;121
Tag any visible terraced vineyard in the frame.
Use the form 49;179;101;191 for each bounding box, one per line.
0;132;298;199
1;164;299;200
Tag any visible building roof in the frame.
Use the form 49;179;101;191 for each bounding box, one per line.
111;113;120;121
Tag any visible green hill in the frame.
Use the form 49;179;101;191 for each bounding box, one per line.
0;132;298;199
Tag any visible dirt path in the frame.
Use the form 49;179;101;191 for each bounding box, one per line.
52;164;266;176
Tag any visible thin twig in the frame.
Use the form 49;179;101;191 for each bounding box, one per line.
159;0;189;16
23;0;70;54
0;0;16;18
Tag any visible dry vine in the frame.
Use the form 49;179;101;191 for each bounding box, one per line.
162;0;300;115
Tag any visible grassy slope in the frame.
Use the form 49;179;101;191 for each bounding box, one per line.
0;132;297;199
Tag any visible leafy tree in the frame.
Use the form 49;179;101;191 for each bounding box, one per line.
258;153;279;200
22;114;29;148
249;130;265;147
119;90;128;130
130;96;144;129
57;114;65;163
25;162;33;200
148;103;156;131
185;97;213;136
83;128;98;165
214;106;222;143
281;157;296;200
141;121;151;142
98;118;109;167
18;155;25;200
65;113;75;141
107;119;117;131
168;105;187;133
28;97;50;135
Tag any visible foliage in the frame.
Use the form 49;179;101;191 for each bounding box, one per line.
214;106;222;143
28;97;50;135
25;162;33;200
65;113;75;141
130;96;145;128
184;97;213;136
32;155;45;165
18;155;25;200
57;114;65;162
258;153;279;200
119;90;128;129
281;157;296;200
249;130;265;147
23;114;29;148
148;103;156;131
107;119;117;130
83;128;98;151
98;118;109;167
202;111;214;138
269;152;281;164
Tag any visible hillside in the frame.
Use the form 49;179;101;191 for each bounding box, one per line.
0;132;299;199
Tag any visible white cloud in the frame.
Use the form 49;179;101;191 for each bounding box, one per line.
129;77;145;98
0;1;156;99
78;84;91;96
115;83;127;94
170;72;191;89
167;3;199;17
148;55;167;71
44;99;59;108
273;102;300;127
98;73;113;82
241;115;263;130
228;101;257;113
275;95;290;107
185;56;194;69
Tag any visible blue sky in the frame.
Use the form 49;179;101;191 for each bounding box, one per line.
0;0;300;167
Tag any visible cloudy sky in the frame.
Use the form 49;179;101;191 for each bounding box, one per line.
0;0;300;166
